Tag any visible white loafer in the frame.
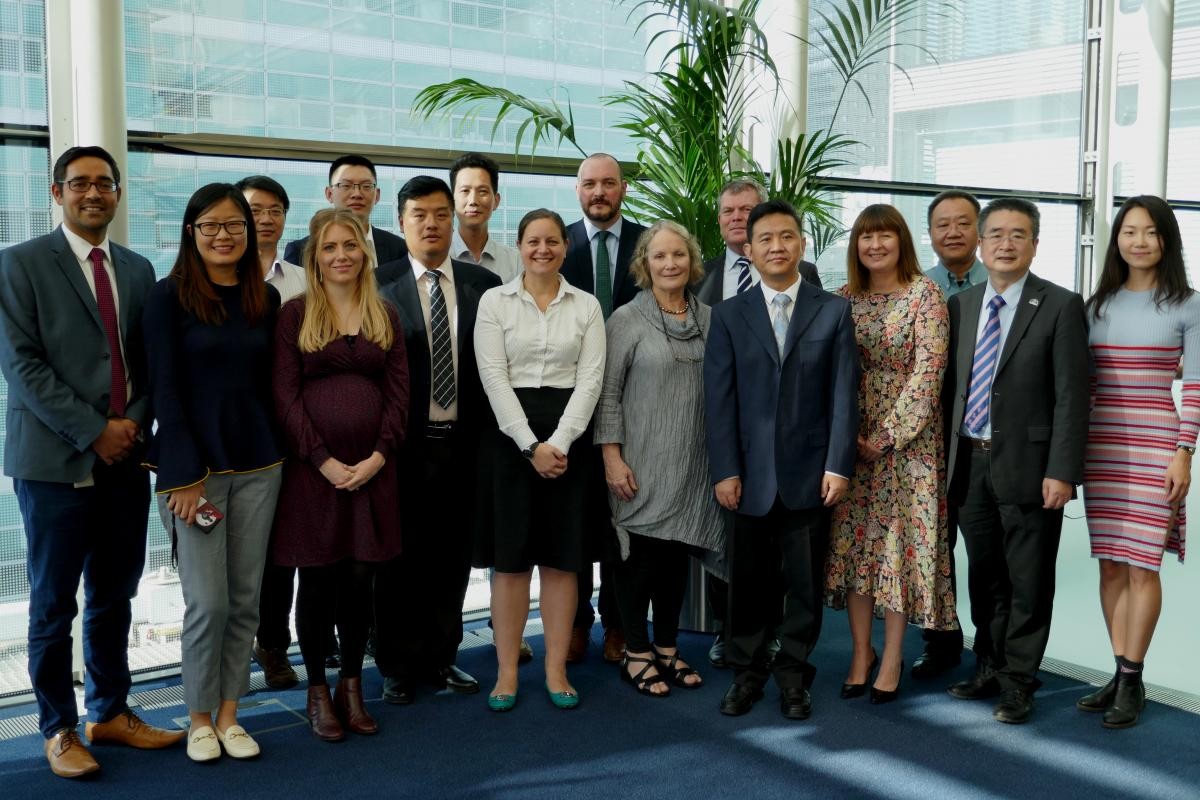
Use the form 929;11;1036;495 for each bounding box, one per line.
187;726;221;762
216;724;260;759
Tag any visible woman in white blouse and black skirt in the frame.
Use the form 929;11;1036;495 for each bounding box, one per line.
473;208;606;712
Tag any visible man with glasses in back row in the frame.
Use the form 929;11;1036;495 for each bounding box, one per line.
284;154;408;269
0;146;185;778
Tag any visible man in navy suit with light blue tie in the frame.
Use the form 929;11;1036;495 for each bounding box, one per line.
704;200;859;720
0;146;183;778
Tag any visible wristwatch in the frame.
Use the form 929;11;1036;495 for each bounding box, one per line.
521;442;541;459
1179;444;1196;456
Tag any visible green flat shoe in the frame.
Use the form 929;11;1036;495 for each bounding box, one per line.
487;691;517;712
545;682;580;710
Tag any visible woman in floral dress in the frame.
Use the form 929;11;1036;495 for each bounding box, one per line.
825;204;959;704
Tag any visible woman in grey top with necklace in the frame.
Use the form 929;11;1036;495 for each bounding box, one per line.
595;220;724;697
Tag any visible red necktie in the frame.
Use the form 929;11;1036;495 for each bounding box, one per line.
89;247;127;417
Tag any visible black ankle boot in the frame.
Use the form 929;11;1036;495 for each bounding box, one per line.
1076;656;1121;712
1102;665;1146;729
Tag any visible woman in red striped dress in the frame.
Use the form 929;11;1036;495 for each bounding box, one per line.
1080;195;1199;729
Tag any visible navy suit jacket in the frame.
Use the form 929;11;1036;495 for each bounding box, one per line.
283;225;407;268
377;255;502;442
561;218;647;311
697;254;821;305
0;227;156;482
704;280;859;517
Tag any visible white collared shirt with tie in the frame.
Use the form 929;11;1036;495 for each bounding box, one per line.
963;272;1030;440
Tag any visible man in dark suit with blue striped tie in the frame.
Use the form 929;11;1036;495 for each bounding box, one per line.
942;198;1089;724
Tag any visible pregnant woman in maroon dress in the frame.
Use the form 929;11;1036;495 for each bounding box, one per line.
272;209;409;742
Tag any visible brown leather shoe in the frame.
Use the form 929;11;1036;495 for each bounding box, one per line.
306;685;345;742
86;710;186;749
45;729;100;778
603;627;626;663
566;626;590;663
333;676;379;735
254;640;299;690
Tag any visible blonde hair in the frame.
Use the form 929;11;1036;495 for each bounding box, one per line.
628;220;705;290
298;209;394;353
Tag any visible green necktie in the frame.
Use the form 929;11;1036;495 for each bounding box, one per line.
594;229;613;319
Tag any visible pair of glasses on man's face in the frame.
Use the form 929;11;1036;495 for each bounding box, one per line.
193;220;248;236
60;178;119;193
330;181;377;193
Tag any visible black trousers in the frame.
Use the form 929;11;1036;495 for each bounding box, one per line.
921;504;965;657
375;436;473;679
706;511;783;636
296;560;374;684
726;498;828;690
612;534;689;653
954;446;1063;692
575;561;619;630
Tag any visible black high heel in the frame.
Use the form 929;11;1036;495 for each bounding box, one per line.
870;660;904;705
840;649;879;699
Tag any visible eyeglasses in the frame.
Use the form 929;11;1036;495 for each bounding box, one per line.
983;231;1031;244
657;295;705;364
193;220;248;236
250;207;285;219
59;178;119;193
330;181;377;193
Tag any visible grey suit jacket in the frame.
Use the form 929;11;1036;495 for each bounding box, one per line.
696;254;821;305
943;271;1090;505
0;227;156;482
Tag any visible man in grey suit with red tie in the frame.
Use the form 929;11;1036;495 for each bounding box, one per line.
560;153;648;664
704;200;859;719
943;198;1089;724
0;146;184;778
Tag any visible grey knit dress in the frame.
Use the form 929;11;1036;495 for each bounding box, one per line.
594;289;724;561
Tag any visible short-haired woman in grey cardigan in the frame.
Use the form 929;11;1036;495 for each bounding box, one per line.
595;220;725;697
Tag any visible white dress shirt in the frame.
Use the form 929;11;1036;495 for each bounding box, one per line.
264;258;307;302
451;229;522;282
410;255;460;422
963;272;1030;440
583;217;625;293
721;246;761;298
474;273;606;454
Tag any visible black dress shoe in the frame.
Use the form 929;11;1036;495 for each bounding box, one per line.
910;650;961;680
869;659;903;704
993;688;1034;724
1102;671;1145;729
779;687;812;720
1078;658;1121;712
948;671;1002;700
382;676;414;705
708;634;727;669
435;665;480;694
719;683;763;716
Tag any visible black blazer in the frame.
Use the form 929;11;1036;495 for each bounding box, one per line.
377;255;502;443
560;218;648;311
696;254;822;306
283;226;407;267
943;271;1090;505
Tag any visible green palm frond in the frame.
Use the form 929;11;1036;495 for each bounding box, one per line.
411;79;586;159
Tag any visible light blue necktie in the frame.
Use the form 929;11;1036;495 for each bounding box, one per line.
772;293;791;357
963;294;1006;435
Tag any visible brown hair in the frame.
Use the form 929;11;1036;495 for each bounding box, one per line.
845;204;922;295
170;183;267;326
628;220;704;290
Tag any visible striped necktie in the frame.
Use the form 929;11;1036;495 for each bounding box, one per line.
427;270;455;409
735;257;752;294
963;294;1006;435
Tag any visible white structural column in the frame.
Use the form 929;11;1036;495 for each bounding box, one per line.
45;0;131;243
763;0;809;143
1140;0;1175;195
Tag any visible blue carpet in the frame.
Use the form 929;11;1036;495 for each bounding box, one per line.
1;615;1197;799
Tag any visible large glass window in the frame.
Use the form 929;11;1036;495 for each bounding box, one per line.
0;0;46;126
1168;0;1200;200
806;0;1086;194
123;0;649;158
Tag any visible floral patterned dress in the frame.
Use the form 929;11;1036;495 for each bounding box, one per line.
824;276;958;629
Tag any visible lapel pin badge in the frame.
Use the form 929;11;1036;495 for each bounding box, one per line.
1028;298;1039;306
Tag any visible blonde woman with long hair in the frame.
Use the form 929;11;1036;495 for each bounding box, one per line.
271;209;409;742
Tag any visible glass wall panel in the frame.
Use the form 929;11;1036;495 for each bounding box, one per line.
123;0;650;158
0;0;45;126
806;0;1086;194
1168;0;1200;200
